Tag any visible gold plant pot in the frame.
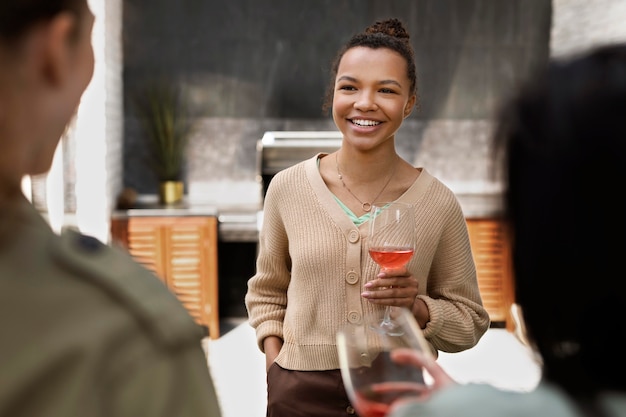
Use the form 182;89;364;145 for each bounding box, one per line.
159;181;184;205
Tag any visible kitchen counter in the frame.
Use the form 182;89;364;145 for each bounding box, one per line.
112;182;503;223
111;195;259;242
456;192;504;218
111;196;219;219
445;181;505;219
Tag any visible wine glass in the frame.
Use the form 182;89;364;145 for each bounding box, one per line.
368;202;415;334
337;308;433;417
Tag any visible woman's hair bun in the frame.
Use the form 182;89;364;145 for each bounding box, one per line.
365;18;410;41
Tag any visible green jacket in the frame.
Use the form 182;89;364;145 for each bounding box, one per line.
0;195;222;417
390;381;626;417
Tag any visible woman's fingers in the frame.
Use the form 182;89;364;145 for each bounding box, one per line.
391;348;457;389
363;274;419;307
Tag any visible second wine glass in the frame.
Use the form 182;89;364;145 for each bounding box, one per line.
368;202;416;335
337;308;433;417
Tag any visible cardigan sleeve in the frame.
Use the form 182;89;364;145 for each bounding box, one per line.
418;189;491;353
244;173;292;352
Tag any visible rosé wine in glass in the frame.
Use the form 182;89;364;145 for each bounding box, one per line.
368;247;415;270
368;202;416;334
352;380;425;417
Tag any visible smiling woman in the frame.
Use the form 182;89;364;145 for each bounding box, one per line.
245;17;490;417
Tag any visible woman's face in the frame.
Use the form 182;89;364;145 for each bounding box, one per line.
332;46;416;151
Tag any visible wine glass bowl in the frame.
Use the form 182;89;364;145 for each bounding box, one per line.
337;308;433;417
368;202;416;333
368;247;414;270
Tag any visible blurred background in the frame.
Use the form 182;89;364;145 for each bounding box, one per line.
25;0;626;322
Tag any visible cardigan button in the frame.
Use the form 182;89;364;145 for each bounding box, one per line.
346;271;358;284
348;311;361;323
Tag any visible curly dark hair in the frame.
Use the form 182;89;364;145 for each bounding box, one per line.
322;18;418;113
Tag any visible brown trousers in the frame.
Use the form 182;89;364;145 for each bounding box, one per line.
266;363;358;417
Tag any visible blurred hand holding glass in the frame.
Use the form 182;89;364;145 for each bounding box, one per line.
337;308;434;417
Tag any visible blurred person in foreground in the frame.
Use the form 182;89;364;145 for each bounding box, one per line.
0;1;221;416
389;43;626;417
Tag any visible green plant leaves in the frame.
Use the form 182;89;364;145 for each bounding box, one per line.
134;81;193;181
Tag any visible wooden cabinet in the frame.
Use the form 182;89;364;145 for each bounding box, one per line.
466;218;515;330
111;216;220;339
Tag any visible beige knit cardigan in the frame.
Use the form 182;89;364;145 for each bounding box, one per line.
245;154;490;371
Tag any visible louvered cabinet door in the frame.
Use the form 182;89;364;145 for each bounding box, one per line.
162;217;219;340
466;219;515;330
110;216;220;339
126;218;166;279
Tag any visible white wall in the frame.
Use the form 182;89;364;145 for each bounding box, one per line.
73;0;124;242
551;0;626;57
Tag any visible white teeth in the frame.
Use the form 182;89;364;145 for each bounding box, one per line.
352;119;380;127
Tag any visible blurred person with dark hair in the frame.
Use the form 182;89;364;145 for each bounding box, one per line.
0;1;221;416
389;43;626;417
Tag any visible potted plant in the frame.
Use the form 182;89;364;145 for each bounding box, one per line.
134;80;193;204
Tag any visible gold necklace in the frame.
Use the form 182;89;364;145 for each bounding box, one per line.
335;153;398;212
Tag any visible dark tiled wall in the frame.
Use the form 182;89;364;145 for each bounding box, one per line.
122;0;551;198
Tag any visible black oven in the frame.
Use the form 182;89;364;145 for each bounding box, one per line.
216;131;342;317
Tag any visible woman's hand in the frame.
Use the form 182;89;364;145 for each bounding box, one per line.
361;267;419;310
263;336;283;372
387;348;457;412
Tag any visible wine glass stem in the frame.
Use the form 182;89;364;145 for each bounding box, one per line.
383;306;393;324
380;267;394;325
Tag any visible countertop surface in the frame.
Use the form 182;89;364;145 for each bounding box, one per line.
456;192;503;218
112;198;219;218
444;180;504;218
113;182;504;220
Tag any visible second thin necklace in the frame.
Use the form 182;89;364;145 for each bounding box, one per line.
335;153;398;212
